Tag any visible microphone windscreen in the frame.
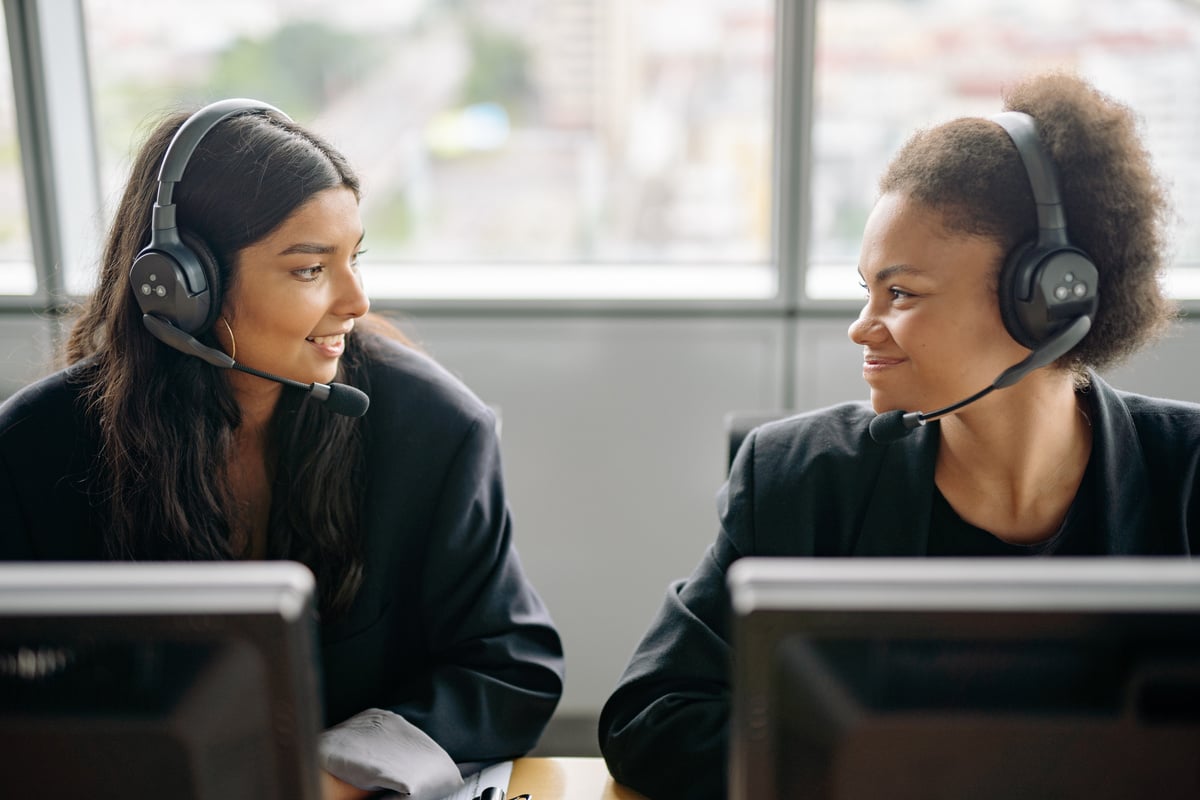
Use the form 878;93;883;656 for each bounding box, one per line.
868;409;912;444
324;382;371;417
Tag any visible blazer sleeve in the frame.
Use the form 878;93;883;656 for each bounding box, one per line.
597;427;760;800
0;375;98;561
390;409;565;767
0;445;34;559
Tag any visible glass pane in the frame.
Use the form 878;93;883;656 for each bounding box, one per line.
0;10;36;295
82;0;775;299
808;0;1200;300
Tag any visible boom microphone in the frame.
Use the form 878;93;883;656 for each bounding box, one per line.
142;314;370;418
867;315;1090;445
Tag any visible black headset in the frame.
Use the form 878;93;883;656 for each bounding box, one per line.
990;111;1099;351
129;98;289;336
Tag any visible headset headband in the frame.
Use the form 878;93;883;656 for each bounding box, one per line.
150;98;290;235
989;111;1068;245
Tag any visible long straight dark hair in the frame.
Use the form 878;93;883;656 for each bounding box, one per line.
66;106;371;615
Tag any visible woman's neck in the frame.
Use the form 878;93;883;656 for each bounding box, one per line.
934;370;1092;544
229;372;283;433
226;373;282;559
227;416;275;560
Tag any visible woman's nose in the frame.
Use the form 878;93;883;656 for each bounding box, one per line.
847;306;884;345
337;265;371;319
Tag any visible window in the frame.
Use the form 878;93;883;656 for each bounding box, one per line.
0;10;35;296
807;0;1200;301
82;0;776;301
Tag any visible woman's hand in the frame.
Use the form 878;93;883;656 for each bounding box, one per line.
321;770;373;800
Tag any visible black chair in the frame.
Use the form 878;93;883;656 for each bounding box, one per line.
723;411;790;470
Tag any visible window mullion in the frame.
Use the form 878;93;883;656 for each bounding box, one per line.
5;0;101;308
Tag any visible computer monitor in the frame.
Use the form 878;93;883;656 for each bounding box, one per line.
728;557;1200;800
0;561;323;800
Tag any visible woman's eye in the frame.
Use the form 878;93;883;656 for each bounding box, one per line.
293;266;323;282
352;249;367;268
858;280;913;301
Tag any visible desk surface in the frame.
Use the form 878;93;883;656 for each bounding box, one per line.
507;758;648;800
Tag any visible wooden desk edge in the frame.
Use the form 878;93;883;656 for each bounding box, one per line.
509;757;649;800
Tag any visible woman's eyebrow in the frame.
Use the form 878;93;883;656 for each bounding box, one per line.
858;263;926;283
277;242;334;256
277;232;365;257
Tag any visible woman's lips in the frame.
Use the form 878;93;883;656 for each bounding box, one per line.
862;354;905;376
307;333;346;357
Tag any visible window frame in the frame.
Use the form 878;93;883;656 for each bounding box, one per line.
3;0;101;314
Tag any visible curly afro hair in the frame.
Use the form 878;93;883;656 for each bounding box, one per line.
877;71;1176;373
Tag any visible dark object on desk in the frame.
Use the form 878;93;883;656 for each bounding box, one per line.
474;789;529;800
0;561;323;800
728;557;1200;800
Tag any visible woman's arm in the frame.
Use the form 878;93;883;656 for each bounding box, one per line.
318;408;563;793
391;410;565;764
0;451;33;559
597;429;759;800
598;547;741;800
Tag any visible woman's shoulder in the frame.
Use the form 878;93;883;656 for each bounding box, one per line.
1090;371;1200;424
747;402;881;459
1088;375;1200;474
1107;384;1200;441
0;363;91;437
358;334;494;433
733;401;892;489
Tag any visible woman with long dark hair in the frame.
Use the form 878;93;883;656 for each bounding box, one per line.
0;101;564;799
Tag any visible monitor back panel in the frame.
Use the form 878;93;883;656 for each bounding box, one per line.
0;562;324;800
727;557;1200;800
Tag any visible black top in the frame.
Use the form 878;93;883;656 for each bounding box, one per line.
0;338;565;773
598;373;1200;800
925;454;1097;556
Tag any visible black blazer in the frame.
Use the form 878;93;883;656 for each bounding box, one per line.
0;339;565;769
598;373;1200;800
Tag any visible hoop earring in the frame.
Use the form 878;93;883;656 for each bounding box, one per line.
220;317;237;362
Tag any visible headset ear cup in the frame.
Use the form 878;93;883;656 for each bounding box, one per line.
998;240;1041;350
178;230;223;335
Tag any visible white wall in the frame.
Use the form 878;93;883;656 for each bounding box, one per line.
391;311;1200;715
0;316;57;398
3;311;1198;719
398;315;792;714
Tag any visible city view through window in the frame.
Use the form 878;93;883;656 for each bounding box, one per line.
46;0;1200;301
82;0;775;299
809;0;1200;299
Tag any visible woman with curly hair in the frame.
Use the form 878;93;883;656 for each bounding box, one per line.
598;71;1199;799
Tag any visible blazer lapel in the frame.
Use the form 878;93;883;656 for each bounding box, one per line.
1084;373;1151;553
852;424;940;556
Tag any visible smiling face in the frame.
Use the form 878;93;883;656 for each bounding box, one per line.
216;186;369;400
847;192;1030;415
